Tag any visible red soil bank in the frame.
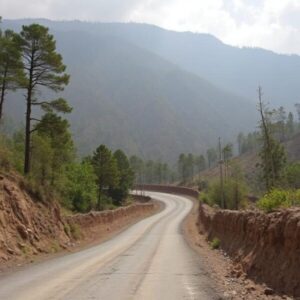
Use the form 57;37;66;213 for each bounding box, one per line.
198;203;300;297
65;202;155;239
0;174;70;262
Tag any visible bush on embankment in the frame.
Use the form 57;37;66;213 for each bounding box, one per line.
201;179;248;210
257;188;300;213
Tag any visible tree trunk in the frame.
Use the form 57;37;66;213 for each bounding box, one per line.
258;87;276;190
97;184;102;210
0;68;8;121
24;87;32;174
24;50;34;175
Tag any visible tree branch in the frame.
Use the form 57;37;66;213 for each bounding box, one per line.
30;117;41;122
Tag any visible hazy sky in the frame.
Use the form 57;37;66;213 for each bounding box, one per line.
1;0;300;54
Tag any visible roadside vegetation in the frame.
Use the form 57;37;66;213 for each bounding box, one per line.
197;87;300;212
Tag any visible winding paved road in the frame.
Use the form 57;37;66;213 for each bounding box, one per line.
0;192;219;300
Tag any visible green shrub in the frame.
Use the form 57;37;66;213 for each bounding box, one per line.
285;163;300;189
210;237;221;249
23;176;53;203
205;179;247;210
64;162;98;213
50;241;61;253
69;223;82;240
257;189;300;212
200;192;209;204
0;134;14;171
0;131;25;173
99;194;117;210
198;180;208;191
63;223;71;237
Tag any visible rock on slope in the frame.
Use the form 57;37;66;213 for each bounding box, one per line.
0;174;70;263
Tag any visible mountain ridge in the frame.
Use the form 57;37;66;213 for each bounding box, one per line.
6;18;299;107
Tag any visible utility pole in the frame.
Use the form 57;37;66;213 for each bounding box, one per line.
219;137;225;209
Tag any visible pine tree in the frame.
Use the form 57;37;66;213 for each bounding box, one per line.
92;145;119;209
206;148;217;168
223;143;233;180
187;153;194;178
0;29;25;120
257;87;286;190
195;155;206;173
178;153;187;182
19;24;70;174
237;132;244;155
109;150;134;206
35;112;75;185
129;155;144;185
286;112;295;138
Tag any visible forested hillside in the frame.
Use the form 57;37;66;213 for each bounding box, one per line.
1;19;259;161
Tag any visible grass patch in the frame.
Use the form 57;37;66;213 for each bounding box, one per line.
69;223;82;240
63;223;71;237
210;237;221;250
50;241;61;253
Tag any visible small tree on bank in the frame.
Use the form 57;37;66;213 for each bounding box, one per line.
257;86;286;190
109;150;134;206
92;145;119;209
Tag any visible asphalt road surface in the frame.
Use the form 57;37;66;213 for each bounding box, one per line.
0;192;220;300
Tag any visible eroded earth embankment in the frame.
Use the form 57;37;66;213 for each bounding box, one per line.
198;203;300;298
0;174;157;266
64;201;156;244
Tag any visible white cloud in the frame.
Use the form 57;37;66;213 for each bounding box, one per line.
1;0;300;54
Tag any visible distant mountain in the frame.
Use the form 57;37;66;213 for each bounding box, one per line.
2;20;260;161
7;20;300;107
97;23;300;108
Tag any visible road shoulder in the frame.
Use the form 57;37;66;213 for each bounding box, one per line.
182;197;284;300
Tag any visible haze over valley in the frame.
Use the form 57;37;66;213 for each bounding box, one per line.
3;19;300;160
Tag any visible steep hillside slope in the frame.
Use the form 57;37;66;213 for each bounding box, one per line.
0;174;70;262
3;19;256;161
193;133;300;190
109;23;300;107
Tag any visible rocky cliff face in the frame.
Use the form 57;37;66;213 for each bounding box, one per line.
0;174;70;263
198;203;300;297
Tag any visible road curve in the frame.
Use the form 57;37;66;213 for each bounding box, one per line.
0;192;219;300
